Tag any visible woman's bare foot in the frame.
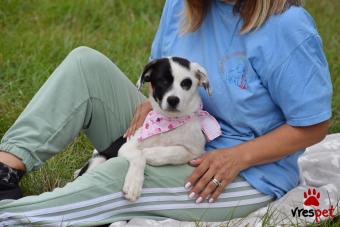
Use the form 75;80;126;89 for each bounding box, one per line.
0;151;26;171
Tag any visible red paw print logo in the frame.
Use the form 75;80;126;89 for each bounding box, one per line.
303;188;320;206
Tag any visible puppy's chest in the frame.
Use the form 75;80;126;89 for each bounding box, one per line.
133;117;205;149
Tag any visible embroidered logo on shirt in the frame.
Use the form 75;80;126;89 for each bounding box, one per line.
219;52;248;90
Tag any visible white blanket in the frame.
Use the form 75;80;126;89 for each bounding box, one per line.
110;133;340;226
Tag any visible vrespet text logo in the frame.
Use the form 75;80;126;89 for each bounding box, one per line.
291;188;335;223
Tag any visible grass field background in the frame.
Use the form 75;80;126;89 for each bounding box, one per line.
0;0;339;225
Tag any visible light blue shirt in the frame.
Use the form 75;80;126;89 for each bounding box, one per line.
150;0;332;198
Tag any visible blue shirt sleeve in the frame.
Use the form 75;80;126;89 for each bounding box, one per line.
264;34;332;126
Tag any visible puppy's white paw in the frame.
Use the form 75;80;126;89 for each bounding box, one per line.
123;172;144;201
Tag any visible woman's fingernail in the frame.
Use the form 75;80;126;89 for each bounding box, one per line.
189;192;196;199
196;197;203;203
209;198;214;203
184;182;191;189
123;133;126;138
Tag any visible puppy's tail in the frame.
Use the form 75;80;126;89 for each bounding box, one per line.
74;136;127;179
98;136;127;159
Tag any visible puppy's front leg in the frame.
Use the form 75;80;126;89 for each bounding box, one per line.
119;143;146;201
143;146;199;166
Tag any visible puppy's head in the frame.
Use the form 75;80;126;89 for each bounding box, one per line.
137;57;211;117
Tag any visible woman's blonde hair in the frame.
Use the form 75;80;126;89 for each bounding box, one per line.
181;0;304;34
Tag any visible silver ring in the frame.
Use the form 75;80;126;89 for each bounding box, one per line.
212;178;222;187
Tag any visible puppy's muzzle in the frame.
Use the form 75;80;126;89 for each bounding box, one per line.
167;96;180;109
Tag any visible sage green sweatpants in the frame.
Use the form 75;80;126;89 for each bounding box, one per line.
0;46;273;226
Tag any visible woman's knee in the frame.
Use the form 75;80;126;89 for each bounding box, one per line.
64;46;125;94
68;46;115;71
69;46;101;60
66;46;123;82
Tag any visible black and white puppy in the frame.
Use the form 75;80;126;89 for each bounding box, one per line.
75;57;211;201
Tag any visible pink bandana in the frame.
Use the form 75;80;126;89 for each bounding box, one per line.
136;106;222;142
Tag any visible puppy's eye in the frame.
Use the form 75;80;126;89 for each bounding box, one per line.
180;78;192;90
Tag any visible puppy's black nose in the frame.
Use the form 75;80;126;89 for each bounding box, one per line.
167;96;180;108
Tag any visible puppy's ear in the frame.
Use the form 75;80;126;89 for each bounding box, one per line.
191;62;211;96
136;59;158;90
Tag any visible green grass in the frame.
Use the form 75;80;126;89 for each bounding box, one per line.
0;0;339;226
0;0;164;195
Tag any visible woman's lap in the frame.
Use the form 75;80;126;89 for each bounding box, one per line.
0;47;273;225
0;157;273;226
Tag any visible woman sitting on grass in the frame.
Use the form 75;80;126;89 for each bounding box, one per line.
0;0;332;225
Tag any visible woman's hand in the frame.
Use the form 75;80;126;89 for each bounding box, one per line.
123;100;152;138
184;121;329;204
185;148;248;203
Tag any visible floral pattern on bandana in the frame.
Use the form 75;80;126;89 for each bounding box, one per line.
136;106;222;142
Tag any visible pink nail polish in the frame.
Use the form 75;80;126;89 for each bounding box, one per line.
184;182;191;189
209;198;214;203
189;192;196;199
196;197;203;203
